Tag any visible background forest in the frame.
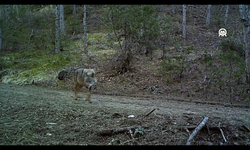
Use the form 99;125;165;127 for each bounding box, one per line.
0;4;250;104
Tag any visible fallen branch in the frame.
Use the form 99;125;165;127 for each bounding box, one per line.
179;125;226;131
97;126;138;136
186;116;209;145
144;108;156;118
129;129;135;139
219;122;227;143
119;138;139;145
206;124;211;135
242;124;250;132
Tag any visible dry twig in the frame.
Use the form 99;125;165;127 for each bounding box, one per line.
219;122;227;143
144;108;156;118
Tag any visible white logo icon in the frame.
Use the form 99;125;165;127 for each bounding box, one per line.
218;28;227;37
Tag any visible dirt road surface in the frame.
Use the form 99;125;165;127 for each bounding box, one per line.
0;83;250;145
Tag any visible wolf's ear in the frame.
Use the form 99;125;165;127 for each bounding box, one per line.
90;69;95;77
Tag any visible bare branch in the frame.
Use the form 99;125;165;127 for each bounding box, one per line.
144;108;156;118
186;116;209;145
219;122;227;143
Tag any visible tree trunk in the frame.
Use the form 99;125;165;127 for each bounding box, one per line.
73;5;77;14
6;5;10;21
27;5;31;27
55;5;60;53
0;5;3;18
140;5;143;36
83;5;88;54
182;5;186;40
171;5;175;14
0;27;2;51
224;5;229;25
59;5;65;34
239;5;250;84
206;5;211;28
14;5;19;17
244;26;250;84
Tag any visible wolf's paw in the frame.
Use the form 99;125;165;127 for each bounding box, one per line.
85;98;92;103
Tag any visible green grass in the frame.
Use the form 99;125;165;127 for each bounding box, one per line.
1;48;78;84
0;32;117;85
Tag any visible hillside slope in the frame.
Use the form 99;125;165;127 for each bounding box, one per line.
0;5;249;105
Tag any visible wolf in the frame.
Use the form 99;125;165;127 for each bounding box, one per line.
58;68;97;103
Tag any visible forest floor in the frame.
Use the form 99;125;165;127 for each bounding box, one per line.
0;83;250;145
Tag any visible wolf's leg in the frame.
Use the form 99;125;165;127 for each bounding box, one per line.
86;87;92;103
73;72;79;100
74;84;78;100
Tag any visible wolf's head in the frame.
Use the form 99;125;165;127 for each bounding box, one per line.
83;69;97;89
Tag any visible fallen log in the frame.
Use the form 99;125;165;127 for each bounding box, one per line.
97;126;139;136
186;116;209;145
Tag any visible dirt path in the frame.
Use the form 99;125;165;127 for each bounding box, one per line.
0;83;250;145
